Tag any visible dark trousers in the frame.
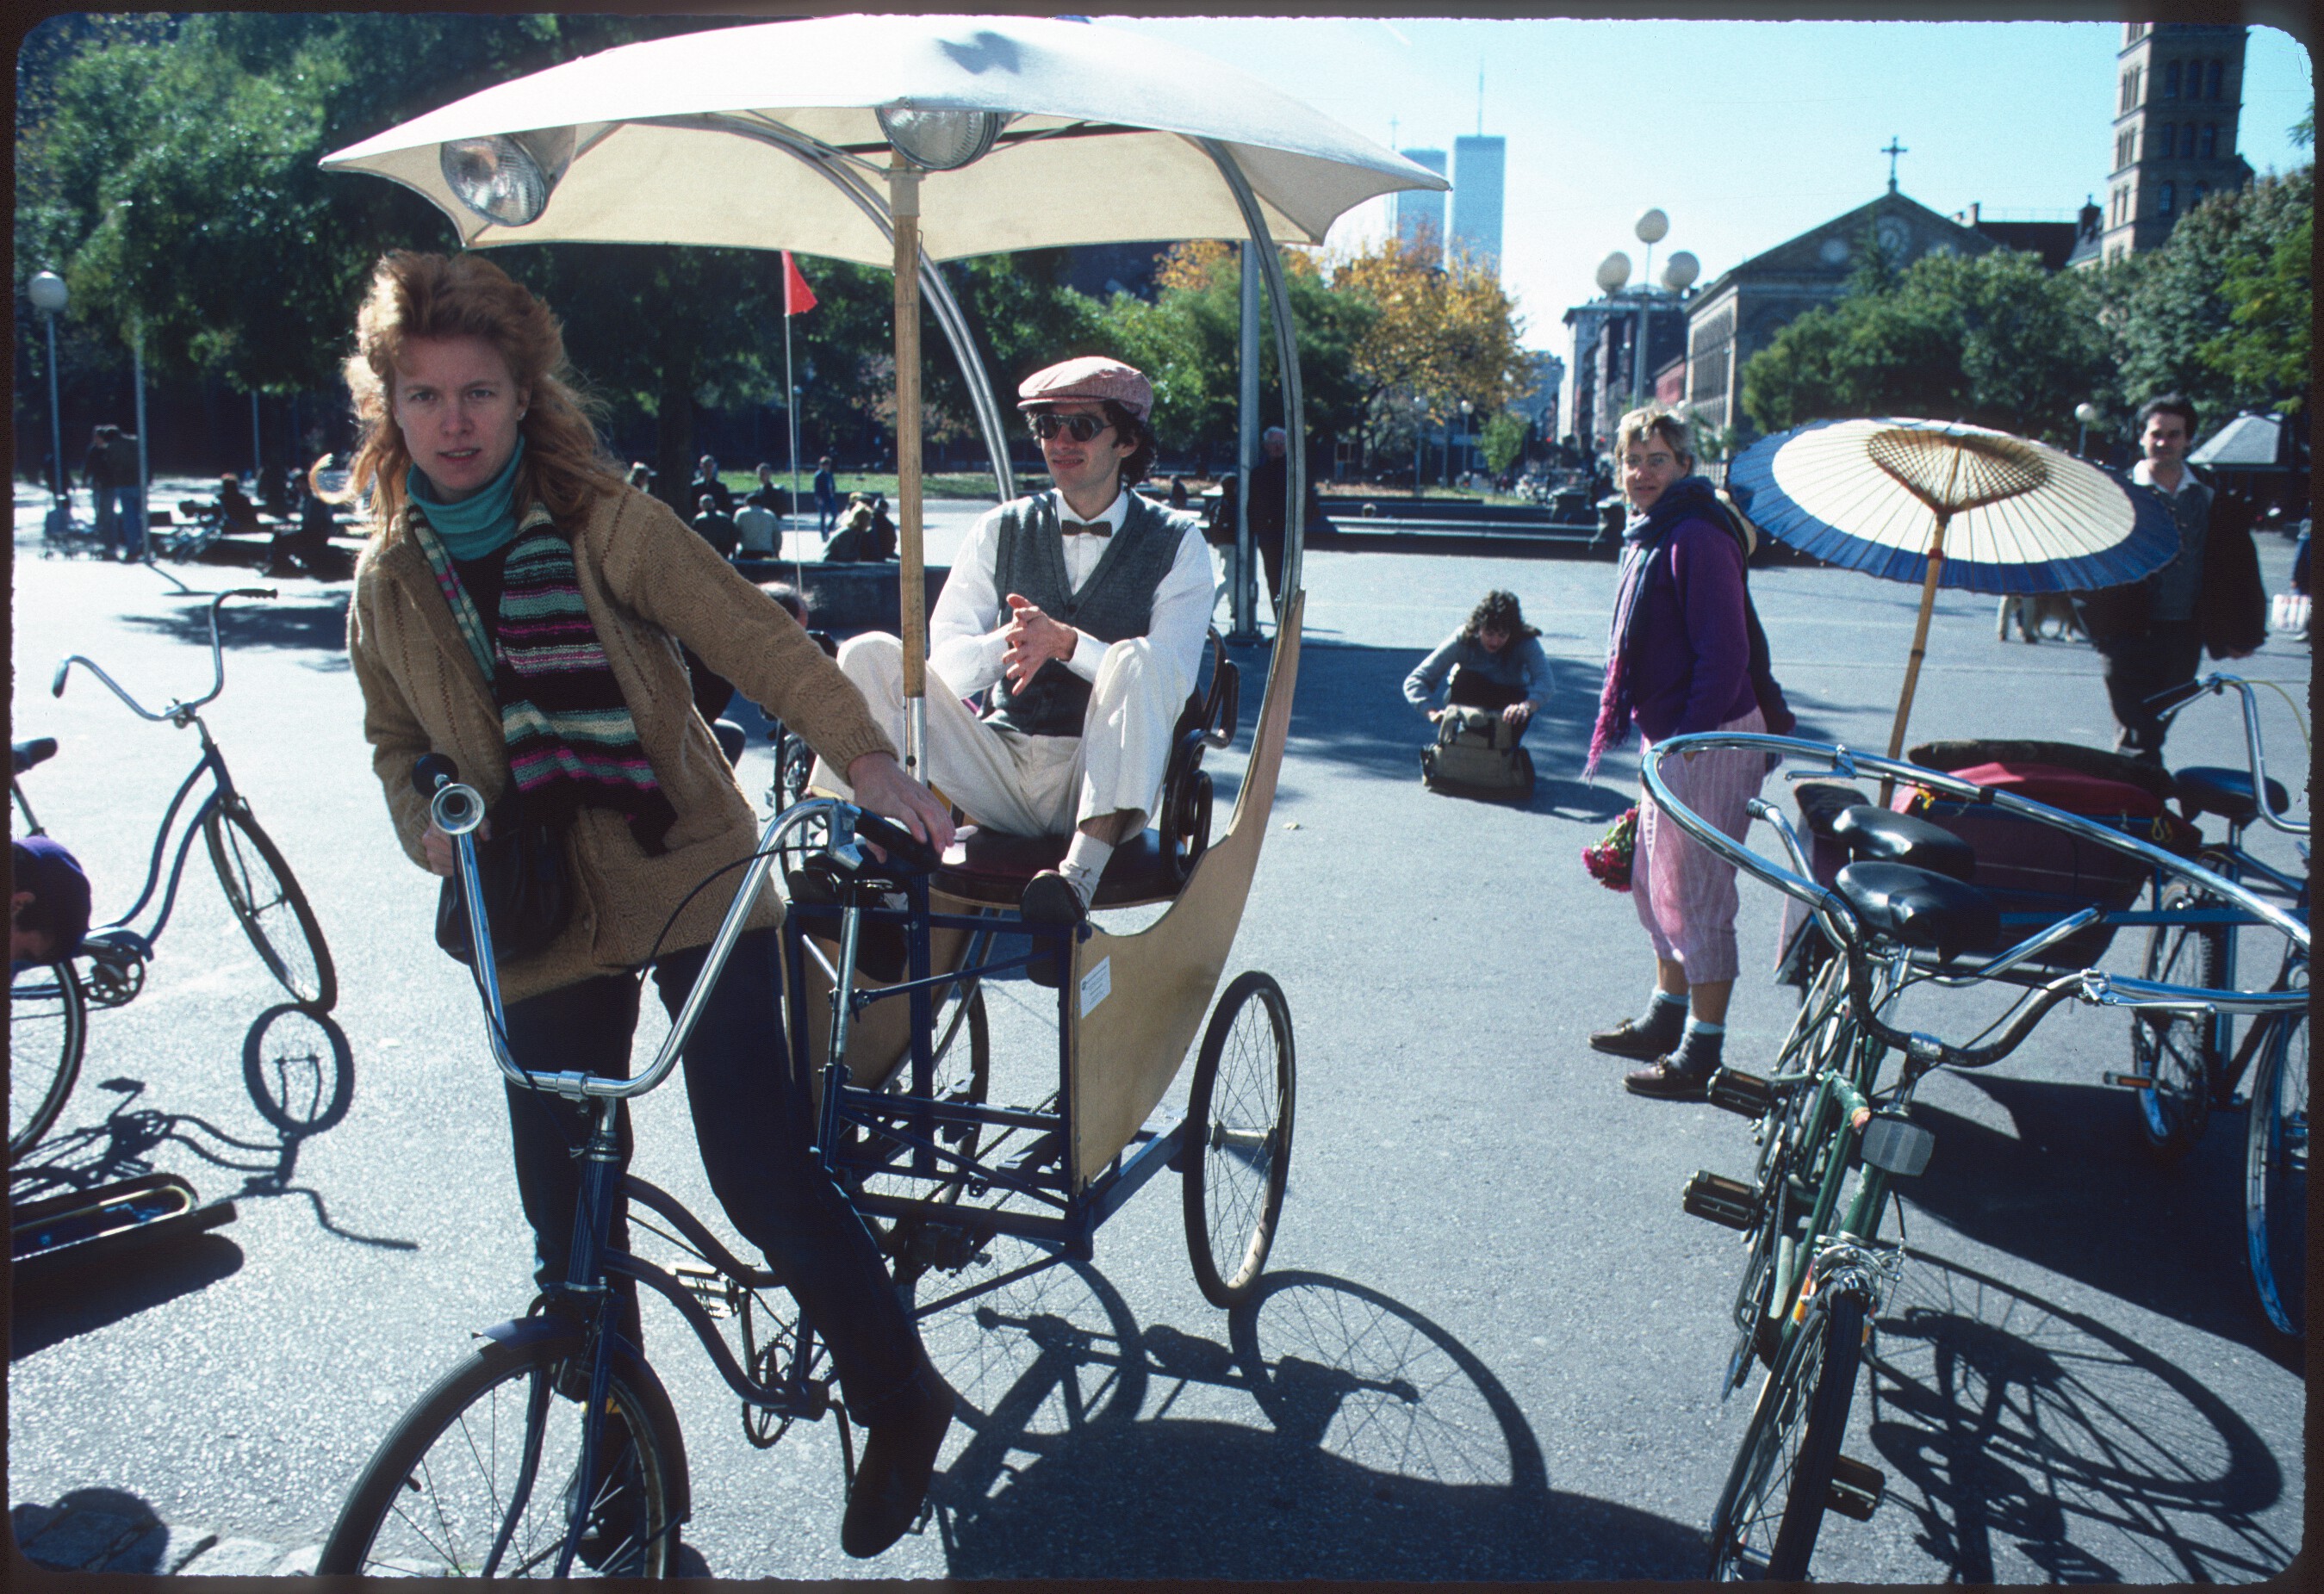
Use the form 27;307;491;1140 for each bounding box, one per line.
2097;620;2202;756
500;927;925;1426
1252;522;1288;617
1445;667;1530;743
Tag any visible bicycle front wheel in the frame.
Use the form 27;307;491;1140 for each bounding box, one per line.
1183;971;1296;1308
9;959;86;1162
2244;1004;2308;1337
2131;887;2224;1163
205;802;337;1011
318;1334;688;1578
1708;1288;1865;1581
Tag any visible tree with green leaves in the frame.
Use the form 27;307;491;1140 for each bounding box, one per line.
1741;240;2113;443
1331;226;1526;466
2102;164;2312;423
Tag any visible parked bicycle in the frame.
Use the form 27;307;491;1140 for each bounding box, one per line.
1641;733;2307;1582
9;590;337;1162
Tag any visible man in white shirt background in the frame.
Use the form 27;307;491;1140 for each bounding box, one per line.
2079;393;2265;762
818;357;1215;933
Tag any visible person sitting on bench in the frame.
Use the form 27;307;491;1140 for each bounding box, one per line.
1403;588;1553;742
819;356;1213;927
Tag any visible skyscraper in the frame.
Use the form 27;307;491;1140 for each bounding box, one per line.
1394;148;1447;251
1450;134;1505;272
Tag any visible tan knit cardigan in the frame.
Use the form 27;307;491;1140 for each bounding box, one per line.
347;483;895;1002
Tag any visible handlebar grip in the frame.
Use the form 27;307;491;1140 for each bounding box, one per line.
227;587;279;602
412;753;462;797
853;809;943;873
51;660;71;698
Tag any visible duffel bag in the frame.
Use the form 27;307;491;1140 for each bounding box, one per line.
1420;706;1536;802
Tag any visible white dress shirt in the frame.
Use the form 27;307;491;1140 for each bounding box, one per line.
929;487;1217;702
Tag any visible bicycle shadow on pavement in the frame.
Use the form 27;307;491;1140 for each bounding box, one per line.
126;592;352;667
1899;1076;2299;1369
917;1260;1703;1578
9;1231;245;1361
1864;1251;2294;1584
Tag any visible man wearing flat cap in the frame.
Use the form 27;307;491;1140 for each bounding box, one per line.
822;356;1215;927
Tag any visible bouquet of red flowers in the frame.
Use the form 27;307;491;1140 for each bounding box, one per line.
1582;806;1638;892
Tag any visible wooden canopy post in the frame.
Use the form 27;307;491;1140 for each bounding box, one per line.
890;155;928;777
1880;511;1949;804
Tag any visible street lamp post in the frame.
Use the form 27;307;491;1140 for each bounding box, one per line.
28;270;73;528
2074;401;2100;460
1458;399;1473;488
1631;208;1668;407
1413;393;1428;496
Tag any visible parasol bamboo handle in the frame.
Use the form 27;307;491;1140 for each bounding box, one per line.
1880;513;1949;805
890;159;927;775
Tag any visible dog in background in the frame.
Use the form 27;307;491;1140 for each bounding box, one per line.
1996;592;2085;643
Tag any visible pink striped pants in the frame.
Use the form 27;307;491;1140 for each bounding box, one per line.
1632;704;1769;984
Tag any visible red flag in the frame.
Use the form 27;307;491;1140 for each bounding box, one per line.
782;251;817;316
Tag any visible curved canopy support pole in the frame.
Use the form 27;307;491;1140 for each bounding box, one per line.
1202;140;1306;626
890;158;929;773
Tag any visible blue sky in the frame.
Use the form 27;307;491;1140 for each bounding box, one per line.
1100;17;2314;354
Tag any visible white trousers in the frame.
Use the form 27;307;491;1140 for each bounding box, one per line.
817;633;1185;836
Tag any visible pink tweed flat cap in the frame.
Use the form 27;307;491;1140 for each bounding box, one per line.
1016;357;1152;420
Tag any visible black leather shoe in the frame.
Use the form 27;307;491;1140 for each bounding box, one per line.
840;1374;956;1558
1624;1056;1715;1101
1589;1010;1685;1061
1019;871;1087;989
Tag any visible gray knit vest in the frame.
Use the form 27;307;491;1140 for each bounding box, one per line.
988;493;1187;738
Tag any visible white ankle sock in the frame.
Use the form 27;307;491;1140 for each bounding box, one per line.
1683;1017;1724;1040
1059;833;1114;906
1651;989;1689;1011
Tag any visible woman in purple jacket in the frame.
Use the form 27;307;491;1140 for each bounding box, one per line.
1583;407;1784;1101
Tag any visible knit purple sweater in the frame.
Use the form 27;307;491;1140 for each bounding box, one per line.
1617;515;1756;742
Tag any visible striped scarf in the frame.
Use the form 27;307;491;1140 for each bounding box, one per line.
413;506;677;854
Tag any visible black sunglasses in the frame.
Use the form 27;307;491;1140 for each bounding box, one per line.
1028;412;1111;443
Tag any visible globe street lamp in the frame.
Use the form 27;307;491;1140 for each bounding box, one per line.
28;270;73;525
2074;401;2100;460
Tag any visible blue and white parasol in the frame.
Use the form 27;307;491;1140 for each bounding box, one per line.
1728;417;2180;759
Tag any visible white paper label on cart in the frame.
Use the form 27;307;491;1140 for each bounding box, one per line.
1079;957;1111;1016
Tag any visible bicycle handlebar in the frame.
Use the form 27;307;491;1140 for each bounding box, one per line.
1644;734;2308;1064
52;588;277;723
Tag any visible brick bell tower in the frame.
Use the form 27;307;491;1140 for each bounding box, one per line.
2099;22;2254;264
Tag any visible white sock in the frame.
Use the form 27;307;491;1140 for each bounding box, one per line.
1651;989;1689;1011
1059;832;1114;907
1683;1017;1724;1041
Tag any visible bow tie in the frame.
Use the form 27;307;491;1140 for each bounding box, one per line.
1059;519;1111;537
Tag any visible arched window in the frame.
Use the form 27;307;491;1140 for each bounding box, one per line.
2166;60;2182;98
2159;123;2177;158
2159;182;2175;215
2207;60;2223;100
2193;182;2209;205
2201;123;2217;158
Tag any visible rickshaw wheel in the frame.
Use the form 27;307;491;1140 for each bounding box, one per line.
1184;971;1296;1308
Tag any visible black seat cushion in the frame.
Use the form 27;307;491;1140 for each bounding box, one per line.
1831;805;1976;882
1833;862;2001;963
1793;782;1873;840
932;828;1182;909
2172;766;2289;827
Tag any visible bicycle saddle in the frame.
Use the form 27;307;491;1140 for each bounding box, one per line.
12;737;58;775
2170;766;2289;827
1832;862;1999;964
1831;805;1976;882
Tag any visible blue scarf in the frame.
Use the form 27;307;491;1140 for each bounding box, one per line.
407;437;527;560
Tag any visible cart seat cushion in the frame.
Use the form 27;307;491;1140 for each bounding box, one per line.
1907;738;2175;804
1832;805;1976;881
1834;861;2001;963
2171;766;2288;827
1793;782;1873;839
933;827;1181;909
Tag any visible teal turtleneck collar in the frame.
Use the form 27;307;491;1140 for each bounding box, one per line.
407;436;527;560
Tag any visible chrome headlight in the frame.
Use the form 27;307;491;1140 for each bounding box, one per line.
439;128;574;227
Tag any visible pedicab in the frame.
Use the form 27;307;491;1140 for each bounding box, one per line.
314;16;1447;1573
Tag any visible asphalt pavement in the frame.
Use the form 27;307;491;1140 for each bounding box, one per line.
7;494;2309;1580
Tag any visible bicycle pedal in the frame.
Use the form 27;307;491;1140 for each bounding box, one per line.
2102;1071;2154;1089
1707;1067;1776;1119
1826;1454;1885;1521
674;1262;736;1318
1682;1170;1762;1231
